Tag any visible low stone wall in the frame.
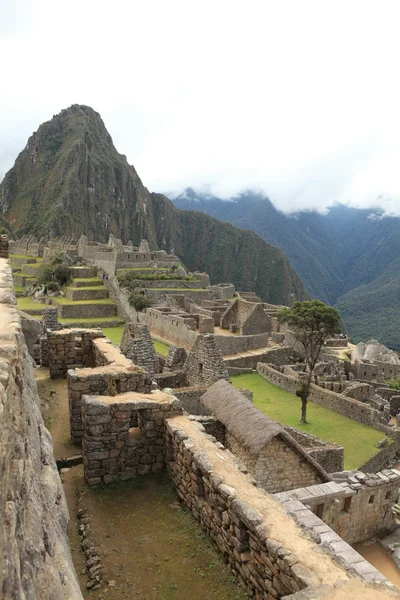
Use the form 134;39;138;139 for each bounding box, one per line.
64;287;109;301
130;279;204;289
0;257;82;598
154;371;187;389
144;288;214;303
359;442;400;473
47;328;103;378
55;300;117;318
83;391;182;485
164;415;387;599
214;332;269;355
257;362;400;442
172;386;211;415
188;415;226;443
277;469;400;544
283;427;344;473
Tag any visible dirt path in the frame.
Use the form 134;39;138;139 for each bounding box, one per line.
35;367;78;459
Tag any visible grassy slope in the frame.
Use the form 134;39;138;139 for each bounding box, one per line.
231;373;383;470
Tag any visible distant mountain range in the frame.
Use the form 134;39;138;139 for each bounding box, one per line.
173;190;400;349
0;105;307;307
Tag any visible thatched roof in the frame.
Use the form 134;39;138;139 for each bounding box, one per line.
201;380;330;482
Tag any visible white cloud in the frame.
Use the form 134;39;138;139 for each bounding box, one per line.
1;0;400;215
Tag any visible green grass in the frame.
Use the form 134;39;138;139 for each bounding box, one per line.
102;325;125;344
117;267;169;272
59;316;124;325
231;373;384;470
13;285;25;293
52;297;115;305
72;277;102;284
17;297;44;312
65;285;106;291
153;340;171;356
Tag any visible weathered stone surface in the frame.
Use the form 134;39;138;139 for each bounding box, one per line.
0;258;82;599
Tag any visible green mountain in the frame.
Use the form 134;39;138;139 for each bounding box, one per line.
173;191;400;349
0;105;307;306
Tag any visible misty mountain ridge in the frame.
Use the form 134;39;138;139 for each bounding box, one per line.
0;105;307;307
173;189;400;349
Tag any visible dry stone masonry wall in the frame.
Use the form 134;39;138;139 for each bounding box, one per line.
68;336;152;443
82;391;182;486
164;415;392;599
0;257;82;599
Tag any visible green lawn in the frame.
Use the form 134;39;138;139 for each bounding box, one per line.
152;338;171;356
60;316;124;325
17;297;44;312
65;286;106;291
72;277;103;284
231;373;384;470
102;326;125;344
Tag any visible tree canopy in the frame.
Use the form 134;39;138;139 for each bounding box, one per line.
277;299;341;423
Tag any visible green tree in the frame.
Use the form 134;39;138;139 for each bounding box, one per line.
277;299;341;423
129;293;152;312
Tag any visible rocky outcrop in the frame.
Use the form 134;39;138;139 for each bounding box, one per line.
0;258;82;599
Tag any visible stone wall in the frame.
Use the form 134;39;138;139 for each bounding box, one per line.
257;362;400;443
47;328;103;378
0;234;9;258
0;257;82;598
354;360;400;382
55;300;117;319
120;322;159;375
282;427;344;473
214;332;269;355
255;438;324;493
67;337;152;443
172;386;211;415
164;415;388;599
277;469;400;544
82;391;182;485
184;334;230;386
358;442;400;473
154;371;187;389
141;307;198;349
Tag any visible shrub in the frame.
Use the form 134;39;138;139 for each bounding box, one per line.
388;377;400;390
128;293;152;312
47;281;59;292
36;265;54;285
53;265;72;285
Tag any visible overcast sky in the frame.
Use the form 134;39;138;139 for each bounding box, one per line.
1;0;400;215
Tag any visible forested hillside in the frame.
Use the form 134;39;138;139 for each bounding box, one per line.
173;190;400;348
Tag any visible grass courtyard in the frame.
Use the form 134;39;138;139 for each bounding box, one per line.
231;373;385;470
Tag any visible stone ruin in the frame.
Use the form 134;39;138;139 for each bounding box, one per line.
120;322;159;376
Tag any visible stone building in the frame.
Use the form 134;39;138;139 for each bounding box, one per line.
201;380;330;493
183;335;230;387
120;322;159;375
